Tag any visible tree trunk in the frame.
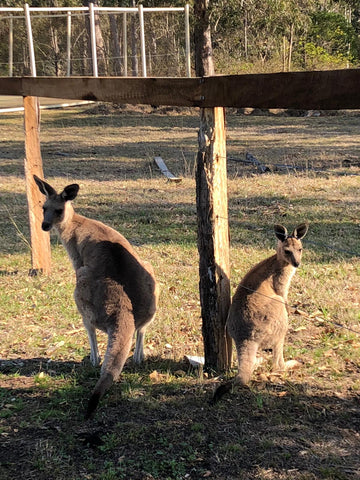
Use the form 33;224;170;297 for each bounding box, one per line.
194;0;214;77
244;9;248;60
93;2;107;75
83;0;107;75
130;0;138;76
194;0;232;372
50;24;61;76
288;23;294;72
109;14;122;75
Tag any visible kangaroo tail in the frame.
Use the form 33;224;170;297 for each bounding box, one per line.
211;380;234;405
85;372;114;420
85;316;135;420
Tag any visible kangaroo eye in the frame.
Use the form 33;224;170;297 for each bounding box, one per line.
284;249;291;255
55;209;63;215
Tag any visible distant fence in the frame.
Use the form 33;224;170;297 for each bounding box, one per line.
0;4;191;78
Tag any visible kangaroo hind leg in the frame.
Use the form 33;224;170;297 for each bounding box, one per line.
75;267;101;366
86;323;101;367
86;320;135;420
236;339;259;385
272;337;285;371
133;311;157;364
133;327;146;364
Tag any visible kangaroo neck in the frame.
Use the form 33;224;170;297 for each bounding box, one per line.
54;203;84;270
54;203;79;250
272;256;296;300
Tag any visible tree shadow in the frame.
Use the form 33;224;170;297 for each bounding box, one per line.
1;355;360;479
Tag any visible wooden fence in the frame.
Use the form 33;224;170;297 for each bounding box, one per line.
1;69;360;108
1;70;359;371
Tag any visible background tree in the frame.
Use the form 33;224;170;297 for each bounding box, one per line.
0;0;358;77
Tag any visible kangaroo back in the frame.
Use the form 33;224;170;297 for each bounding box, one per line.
34;175;159;418
213;223;308;403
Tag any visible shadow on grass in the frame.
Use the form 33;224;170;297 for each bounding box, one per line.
1;356;360;479
1;189;359;260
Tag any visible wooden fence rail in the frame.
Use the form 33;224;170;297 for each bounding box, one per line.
1;69;360;109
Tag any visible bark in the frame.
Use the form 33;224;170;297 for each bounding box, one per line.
196;107;231;371
194;0;214;77
83;0;108;75
194;0;231;372
130;0;138;76
109;14;122;75
50;24;61;76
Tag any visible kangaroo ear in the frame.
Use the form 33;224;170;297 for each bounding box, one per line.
292;223;308;240
274;224;288;242
33;175;56;197
61;184;80;202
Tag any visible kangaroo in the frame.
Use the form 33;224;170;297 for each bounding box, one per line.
33;175;159;419
213;223;308;403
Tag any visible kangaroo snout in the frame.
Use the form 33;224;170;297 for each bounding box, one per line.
292;259;300;268
41;222;52;231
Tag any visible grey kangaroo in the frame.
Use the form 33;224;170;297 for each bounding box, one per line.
34;175;159;419
213;223;308;403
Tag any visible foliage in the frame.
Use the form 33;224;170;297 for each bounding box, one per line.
211;0;359;72
0;0;359;76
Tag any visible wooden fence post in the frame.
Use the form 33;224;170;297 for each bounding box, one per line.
24;95;51;275
196;106;232;372
194;0;231;372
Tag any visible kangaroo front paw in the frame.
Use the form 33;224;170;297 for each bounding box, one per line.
90;354;101;367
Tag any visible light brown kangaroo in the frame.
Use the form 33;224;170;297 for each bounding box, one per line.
34;175;159;419
213;223;308;403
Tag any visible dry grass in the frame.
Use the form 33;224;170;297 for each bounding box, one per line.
0;105;359;480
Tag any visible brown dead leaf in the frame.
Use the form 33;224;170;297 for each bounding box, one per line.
149;370;167;383
149;370;160;381
309;310;325;318
293;326;307;332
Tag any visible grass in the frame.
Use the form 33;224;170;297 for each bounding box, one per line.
0;104;359;480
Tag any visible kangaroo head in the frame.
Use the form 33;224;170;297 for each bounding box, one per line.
274;223;308;268
33;175;79;232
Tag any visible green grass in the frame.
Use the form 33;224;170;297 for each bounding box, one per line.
0;105;359;479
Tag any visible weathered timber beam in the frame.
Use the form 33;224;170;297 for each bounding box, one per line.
0;69;360;109
0;77;202;107
203;70;360;109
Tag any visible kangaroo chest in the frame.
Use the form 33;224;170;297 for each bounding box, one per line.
272;267;296;300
